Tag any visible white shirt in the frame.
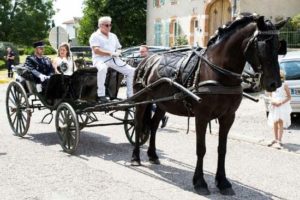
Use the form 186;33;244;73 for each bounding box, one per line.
89;30;121;64
55;57;73;76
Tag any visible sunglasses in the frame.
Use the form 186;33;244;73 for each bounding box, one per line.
102;24;112;28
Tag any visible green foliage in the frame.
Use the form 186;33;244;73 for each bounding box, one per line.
0;41;20;65
279;14;300;48
22;45;56;56
18;48;25;55
24;47;34;55
0;0;55;46
78;0;146;47
44;45;57;55
291;14;300;29
175;35;188;46
0;60;5;70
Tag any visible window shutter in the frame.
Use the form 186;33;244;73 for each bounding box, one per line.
165;21;170;46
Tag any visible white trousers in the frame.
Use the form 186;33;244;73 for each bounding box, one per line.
94;57;135;97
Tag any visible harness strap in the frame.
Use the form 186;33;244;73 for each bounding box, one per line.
195;85;243;94
193;50;242;79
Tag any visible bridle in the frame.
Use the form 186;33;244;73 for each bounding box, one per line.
244;28;279;73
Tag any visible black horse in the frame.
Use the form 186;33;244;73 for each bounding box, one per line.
131;15;287;195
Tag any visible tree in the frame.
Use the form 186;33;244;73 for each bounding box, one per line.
0;0;54;46
78;0;146;47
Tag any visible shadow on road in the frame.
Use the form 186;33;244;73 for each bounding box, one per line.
25;130;282;199
290;116;300;130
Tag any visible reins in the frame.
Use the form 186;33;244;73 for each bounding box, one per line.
193;50;242;80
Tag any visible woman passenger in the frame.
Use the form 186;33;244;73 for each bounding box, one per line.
52;43;74;75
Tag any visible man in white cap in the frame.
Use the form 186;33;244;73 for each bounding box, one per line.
89;16;135;103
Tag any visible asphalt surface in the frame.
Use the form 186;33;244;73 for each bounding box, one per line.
0;81;299;200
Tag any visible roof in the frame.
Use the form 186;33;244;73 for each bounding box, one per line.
62;17;81;25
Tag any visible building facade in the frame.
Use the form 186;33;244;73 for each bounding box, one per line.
147;0;300;47
62;17;81;46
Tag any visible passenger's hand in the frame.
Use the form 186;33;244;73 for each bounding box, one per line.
39;74;50;82
111;51;121;57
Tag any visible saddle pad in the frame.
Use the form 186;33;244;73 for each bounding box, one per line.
157;52;185;79
157;51;199;86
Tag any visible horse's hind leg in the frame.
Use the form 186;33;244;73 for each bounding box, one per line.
193;117;210;195
147;105;165;164
216;114;235;195
131;104;149;166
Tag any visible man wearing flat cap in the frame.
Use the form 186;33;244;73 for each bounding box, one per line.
24;41;54;91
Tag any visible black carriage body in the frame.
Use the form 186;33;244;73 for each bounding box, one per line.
6;46;147;154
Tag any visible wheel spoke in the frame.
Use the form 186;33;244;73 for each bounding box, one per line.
20;114;26;132
62;131;67;146
9;106;17;116
9;96;17;106
9;89;17;103
12;113;17;127
19;116;25;133
16;118;20;133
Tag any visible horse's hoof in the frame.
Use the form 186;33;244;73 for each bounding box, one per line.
131;160;141;166
194;186;211;195
220;188;235;196
149;158;160;165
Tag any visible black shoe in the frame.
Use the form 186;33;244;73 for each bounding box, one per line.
96;96;110;104
161;116;169;128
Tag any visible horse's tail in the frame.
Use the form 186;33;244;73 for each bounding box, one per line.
143;104;153;131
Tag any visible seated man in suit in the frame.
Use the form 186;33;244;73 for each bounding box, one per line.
24;41;54;92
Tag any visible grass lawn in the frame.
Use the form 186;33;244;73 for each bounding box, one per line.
0;69;10;83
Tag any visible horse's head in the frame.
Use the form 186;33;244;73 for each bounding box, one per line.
244;16;288;92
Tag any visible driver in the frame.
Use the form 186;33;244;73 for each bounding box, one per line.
24;41;54;92
89;16;135;103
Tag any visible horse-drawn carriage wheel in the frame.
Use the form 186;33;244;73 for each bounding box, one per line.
55;103;80;154
124;107;150;146
6;81;31;137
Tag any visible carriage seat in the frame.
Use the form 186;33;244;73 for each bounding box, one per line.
44;74;69;100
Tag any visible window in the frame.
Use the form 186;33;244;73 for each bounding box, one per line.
190;17;199;47
154;21;162;45
153;0;165;8
169;19;180;47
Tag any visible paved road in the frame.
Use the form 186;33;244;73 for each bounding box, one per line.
0;83;299;200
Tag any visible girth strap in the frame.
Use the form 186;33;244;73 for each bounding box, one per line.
195;85;243;94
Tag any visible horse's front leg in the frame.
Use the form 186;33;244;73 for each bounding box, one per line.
131;104;148;166
193;117;210;195
216;114;235;195
147;105;165;164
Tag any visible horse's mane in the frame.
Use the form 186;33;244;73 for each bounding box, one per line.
207;14;257;47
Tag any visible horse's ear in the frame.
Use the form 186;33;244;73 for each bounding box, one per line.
275;17;290;30
256;16;266;30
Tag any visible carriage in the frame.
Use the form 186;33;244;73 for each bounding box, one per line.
5;46;144;154
5;46;200;154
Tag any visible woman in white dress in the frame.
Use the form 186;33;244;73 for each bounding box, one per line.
267;70;292;149
52;43;74;75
